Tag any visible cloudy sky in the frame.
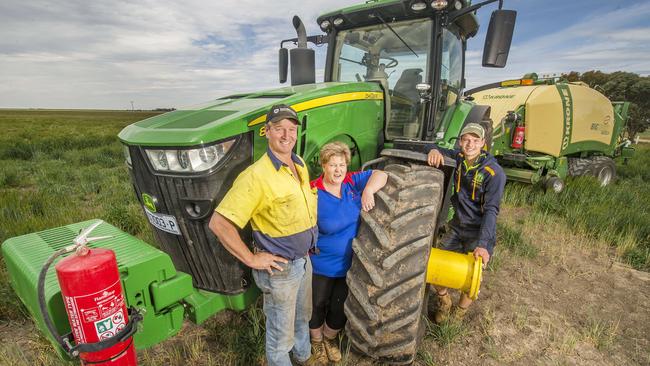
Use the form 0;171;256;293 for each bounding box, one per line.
1;0;649;109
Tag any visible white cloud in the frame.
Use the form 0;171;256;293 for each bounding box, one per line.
466;2;650;88
1;0;648;108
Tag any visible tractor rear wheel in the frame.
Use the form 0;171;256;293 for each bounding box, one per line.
344;163;444;365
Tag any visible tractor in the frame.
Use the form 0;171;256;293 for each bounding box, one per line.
2;0;516;364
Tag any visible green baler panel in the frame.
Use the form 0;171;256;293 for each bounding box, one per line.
1;220;194;356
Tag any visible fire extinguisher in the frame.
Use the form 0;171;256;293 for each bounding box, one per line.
37;220;142;365
511;125;525;149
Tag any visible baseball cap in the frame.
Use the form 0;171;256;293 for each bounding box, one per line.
460;123;485;139
266;104;299;124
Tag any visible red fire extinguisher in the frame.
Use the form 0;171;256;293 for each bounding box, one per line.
511;125;525;149
38;220;142;365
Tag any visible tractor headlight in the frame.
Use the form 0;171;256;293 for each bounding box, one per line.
145;138;236;173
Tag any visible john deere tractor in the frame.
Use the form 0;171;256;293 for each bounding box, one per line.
2;0;516;364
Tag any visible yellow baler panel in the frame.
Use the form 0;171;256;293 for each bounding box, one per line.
567;84;614;146
525;86;565;157
472;86;539;130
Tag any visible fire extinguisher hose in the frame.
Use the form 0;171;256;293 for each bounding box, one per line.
37;247;143;359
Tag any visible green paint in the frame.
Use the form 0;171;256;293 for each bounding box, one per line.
440;100;473;147
502;167;539;183
1;220;195;358
119;82;382;147
184;286;260;325
556;83;574;154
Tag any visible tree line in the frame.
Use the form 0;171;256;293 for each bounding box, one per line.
561;70;650;140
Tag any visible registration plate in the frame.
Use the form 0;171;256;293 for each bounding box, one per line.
144;208;181;235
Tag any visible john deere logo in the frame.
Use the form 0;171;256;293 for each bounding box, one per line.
475;173;485;184
142;193;157;212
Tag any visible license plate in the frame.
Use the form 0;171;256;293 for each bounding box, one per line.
144;208;181;235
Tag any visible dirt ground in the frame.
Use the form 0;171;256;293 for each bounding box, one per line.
344;206;650;366
1;206;649;365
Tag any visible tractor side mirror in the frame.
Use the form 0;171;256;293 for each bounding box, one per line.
482;9;517;68
279;48;289;83
290;47;315;86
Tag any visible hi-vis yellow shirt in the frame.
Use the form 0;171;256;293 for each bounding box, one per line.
216;149;318;259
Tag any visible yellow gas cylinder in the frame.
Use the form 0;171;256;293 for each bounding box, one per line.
425;248;483;300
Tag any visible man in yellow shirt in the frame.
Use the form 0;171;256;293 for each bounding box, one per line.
209;104;319;366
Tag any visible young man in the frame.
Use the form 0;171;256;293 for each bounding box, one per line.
426;122;506;322
209;104;318;366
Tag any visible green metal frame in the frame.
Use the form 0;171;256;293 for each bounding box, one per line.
0;220;259;357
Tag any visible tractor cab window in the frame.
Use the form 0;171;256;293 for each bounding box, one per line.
332;19;432;140
440;28;463;109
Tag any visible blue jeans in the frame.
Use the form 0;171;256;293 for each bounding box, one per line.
252;256;312;366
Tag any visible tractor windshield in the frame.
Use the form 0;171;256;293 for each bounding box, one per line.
332;18;432;140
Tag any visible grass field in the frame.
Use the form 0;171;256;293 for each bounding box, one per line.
0;110;648;365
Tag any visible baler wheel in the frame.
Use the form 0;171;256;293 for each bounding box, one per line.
344;163;444;365
591;156;617;186
545;176;565;193
568;156;616;186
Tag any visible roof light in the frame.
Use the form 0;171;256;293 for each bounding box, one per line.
500;79;535;87
410;1;427;11
431;0;448;10
454;0;463;10
319;20;331;32
333;17;344;26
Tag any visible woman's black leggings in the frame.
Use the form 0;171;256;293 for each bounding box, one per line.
309;274;348;330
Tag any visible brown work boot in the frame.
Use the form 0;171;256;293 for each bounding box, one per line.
298;339;328;366
451;305;469;322
323;336;342;362
434;292;452;324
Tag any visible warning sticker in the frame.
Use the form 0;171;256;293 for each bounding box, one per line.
81;307;99;322
94;310;126;339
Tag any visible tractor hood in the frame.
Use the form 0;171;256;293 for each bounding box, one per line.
118;82;383;147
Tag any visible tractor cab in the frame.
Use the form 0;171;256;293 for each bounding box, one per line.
282;0;516;144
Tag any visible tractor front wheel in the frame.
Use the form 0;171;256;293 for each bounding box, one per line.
344;163;444;364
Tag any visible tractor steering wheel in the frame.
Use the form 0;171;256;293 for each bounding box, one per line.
380;56;398;69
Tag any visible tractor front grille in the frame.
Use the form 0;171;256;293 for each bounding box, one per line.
126;133;253;294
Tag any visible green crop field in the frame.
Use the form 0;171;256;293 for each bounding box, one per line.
1;109;648;365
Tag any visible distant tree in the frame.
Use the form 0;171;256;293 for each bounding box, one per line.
562;70;649;140
626;103;650;141
561;71;581;82
580;70;610;90
602;72;638;101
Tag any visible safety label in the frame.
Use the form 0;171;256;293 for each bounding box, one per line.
94;310;127;340
67;279;128;343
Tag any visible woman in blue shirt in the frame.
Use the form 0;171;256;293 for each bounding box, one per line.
308;142;387;363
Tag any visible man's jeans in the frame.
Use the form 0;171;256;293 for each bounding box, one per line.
253;256;312;366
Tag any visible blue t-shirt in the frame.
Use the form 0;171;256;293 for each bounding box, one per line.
310;170;373;277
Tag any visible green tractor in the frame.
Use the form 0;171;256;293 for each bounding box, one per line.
2;0;516;364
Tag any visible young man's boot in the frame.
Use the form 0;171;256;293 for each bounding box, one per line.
323;336;342;362
451;305;469;322
434;292;452;324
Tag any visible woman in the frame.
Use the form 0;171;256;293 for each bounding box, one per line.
308;142;388;363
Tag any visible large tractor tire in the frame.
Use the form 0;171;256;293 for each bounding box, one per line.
568;157;593;177
568;156;616;186
345;163;444;365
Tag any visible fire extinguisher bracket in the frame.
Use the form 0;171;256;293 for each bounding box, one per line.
63;307;143;358
36;220;141;364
